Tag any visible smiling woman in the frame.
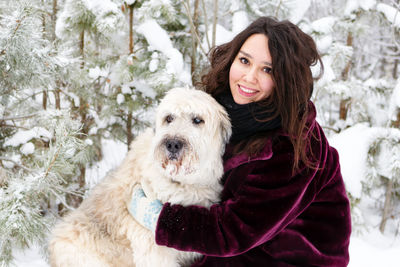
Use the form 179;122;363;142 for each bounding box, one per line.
229;34;275;104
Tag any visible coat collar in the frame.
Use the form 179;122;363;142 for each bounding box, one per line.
222;101;317;173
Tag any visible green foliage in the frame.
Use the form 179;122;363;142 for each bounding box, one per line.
0;112;89;266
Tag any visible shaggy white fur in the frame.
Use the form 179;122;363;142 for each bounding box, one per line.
48;87;231;267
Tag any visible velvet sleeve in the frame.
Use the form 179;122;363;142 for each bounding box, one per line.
155;128;337;257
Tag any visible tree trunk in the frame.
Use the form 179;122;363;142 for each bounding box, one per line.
379;177;393;233
212;0;218;48
129;4;134;54
391;110;400;128
341;32;353;80
127;113;133;146
55;88;61;109
52;0;61;110
339;32;353;121
41;0;47;110
80;30;85;68
42;90;47;110
190;0;200;85
339;98;350;120
70;30;87;207
52;0;57;41
126;3;136;147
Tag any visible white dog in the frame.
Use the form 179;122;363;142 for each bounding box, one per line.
48;87;231;267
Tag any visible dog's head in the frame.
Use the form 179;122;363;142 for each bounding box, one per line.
152;87;231;186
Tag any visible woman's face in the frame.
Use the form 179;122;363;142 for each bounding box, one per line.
229;33;275;105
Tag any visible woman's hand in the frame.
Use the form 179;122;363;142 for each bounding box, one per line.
127;184;163;232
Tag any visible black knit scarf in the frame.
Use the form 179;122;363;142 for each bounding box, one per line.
216;92;281;143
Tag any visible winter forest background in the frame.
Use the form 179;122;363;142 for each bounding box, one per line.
1;0;400;266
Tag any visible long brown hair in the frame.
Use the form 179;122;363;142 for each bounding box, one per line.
199;16;323;171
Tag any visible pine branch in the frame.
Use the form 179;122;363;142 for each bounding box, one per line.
0;113;38;121
43;146;61;180
0;157;33;171
0;12;28;56
0;124;29;130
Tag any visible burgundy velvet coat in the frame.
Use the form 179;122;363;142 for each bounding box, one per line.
155;103;351;266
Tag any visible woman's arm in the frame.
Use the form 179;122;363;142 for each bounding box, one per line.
155;140;336;257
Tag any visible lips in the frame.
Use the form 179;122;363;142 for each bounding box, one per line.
238;84;258;97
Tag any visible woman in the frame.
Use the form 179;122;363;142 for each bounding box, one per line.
128;16;351;266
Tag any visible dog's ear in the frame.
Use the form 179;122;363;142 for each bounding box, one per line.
219;110;232;144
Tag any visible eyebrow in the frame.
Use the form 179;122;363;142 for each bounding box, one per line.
239;51;272;67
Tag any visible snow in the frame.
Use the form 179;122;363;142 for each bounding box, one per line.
232;11;249;35
389;77;400;121
85;139;127;189
121;84;132;94
286;0;311;24
20;142;35;155
12;245;49;267
348;230;400;267
4;127;52;147
329;124;370;198
88;66;108;80
56;0;123;38
2;154;21;169
124;0;136;5
376;3;400;28
149;58;159;72
136;19;190;84
209;24;235;46
329;123;400;198
129;80;157;99
85;0;119;16
311;16;337;34
345;0;376;16
117;93;124;104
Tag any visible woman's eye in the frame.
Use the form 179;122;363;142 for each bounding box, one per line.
263;67;272;74
239;57;249;64
192;117;204;125
165;115;174;123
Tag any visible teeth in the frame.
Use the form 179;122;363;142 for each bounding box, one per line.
240;85;256;93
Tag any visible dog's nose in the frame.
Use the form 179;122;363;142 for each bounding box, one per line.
166;139;183;154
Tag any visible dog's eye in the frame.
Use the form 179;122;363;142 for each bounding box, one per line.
192;117;204;125
165;115;174;124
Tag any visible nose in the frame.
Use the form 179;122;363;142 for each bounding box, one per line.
244;67;257;83
165;139;183;154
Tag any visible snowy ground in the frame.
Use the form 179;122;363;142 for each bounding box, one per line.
12;137;400;266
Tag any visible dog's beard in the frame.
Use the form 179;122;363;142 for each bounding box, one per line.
161;152;197;178
154;138;199;181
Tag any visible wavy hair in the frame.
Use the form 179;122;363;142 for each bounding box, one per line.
199;16;323;171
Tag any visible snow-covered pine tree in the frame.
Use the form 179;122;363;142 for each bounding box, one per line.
95;0;194;149
55;0;127;205
304;0;400;235
0;0;91;264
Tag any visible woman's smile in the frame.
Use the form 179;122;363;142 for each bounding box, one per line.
238;84;259;97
